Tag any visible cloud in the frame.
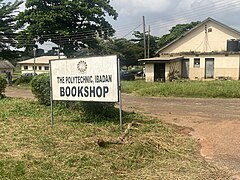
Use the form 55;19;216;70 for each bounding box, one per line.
111;0;172;16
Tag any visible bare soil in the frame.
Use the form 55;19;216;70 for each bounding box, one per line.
4;87;240;178
121;94;240;179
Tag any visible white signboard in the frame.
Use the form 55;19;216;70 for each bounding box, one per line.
50;55;119;102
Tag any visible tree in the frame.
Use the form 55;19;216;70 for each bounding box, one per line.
112;38;142;68
131;31;159;58
0;0;22;60
158;21;200;49
17;0;118;57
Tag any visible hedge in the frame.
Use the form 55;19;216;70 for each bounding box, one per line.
0;75;7;99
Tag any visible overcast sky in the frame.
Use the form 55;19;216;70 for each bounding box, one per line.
108;0;240;38
7;0;240;50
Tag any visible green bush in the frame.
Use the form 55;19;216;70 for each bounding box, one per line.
31;73;51;105
0;75;7;99
14;75;34;85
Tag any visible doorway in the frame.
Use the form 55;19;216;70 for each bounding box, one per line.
182;59;189;78
154;63;165;82
205;58;214;78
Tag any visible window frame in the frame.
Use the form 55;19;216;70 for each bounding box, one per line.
194;58;200;68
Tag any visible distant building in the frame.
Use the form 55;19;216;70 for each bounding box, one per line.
18;56;65;75
140;17;240;82
0;60;15;75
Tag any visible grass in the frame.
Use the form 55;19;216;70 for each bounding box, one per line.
121;80;240;98
0;97;229;179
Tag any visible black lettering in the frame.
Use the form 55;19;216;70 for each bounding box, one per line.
66;86;70;97
96;86;102;97
89;86;95;97
72;86;76;97
60;87;65;96
84;86;89;97
103;86;109;97
78;86;83;97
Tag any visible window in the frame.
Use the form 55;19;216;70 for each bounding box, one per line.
24;66;28;70
32;66;37;70
194;58;200;68
208;28;212;32
38;66;42;70
44;66;49;70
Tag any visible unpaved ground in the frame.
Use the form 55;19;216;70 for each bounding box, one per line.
122;94;240;178
4;87;240;178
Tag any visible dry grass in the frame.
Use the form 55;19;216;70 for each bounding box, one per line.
0;98;229;179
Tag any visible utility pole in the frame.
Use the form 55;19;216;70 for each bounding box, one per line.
147;25;150;58
143;16;146;59
58;44;60;60
33;47;36;75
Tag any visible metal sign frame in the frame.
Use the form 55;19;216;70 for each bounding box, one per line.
49;55;122;129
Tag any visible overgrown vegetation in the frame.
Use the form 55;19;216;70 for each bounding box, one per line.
14;75;34;86
0;98;228;179
31;73;51;105
122;80;240;98
0;75;7;98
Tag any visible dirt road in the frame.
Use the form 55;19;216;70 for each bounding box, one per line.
4;87;240;178
122;94;240;178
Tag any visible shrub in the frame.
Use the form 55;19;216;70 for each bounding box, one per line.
0;75;7;99
14;75;34;85
31;73;51;105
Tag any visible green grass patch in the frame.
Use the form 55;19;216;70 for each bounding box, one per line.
0;98;228;179
122;80;240;98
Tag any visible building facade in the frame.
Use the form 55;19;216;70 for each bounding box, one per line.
18;56;64;75
140;17;240;82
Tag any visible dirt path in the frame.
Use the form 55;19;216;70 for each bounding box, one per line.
121;94;240;178
4;87;240;178
5;86;34;99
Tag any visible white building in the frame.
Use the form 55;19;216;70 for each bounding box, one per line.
18;56;65;75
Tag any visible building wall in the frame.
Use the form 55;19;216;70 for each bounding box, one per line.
144;54;240;82
21;64;50;74
145;63;154;82
161;21;240;53
185;54;240;80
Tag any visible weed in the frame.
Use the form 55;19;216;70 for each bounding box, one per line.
0;98;228;179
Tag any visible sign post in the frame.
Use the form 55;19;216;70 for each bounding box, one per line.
50;55;122;128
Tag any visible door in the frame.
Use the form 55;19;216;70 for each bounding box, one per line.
182;59;189;78
154;63;165;82
205;58;214;78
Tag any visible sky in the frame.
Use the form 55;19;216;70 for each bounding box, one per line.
6;0;240;50
108;0;240;38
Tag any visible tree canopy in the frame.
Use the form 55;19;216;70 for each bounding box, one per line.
17;0;118;57
0;0;23;63
0;0;22;51
132;31;159;58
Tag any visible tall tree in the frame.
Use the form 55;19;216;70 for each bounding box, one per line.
112;38;143;68
0;0;22;57
131;31;159;58
158;21;200;49
17;0;118;57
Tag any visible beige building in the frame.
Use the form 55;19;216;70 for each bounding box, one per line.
140;17;240;82
18;56;65;75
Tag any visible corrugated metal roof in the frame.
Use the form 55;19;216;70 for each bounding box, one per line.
0;60;15;69
18;56;66;64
